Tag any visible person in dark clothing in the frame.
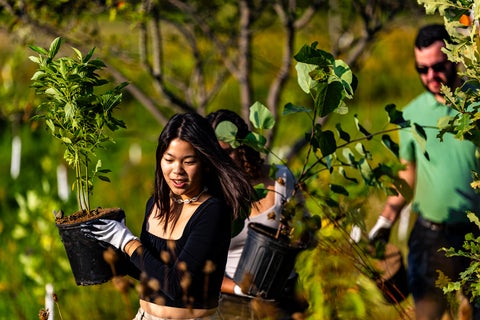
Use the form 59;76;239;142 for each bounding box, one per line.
83;112;256;319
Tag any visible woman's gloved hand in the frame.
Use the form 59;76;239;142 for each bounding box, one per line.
368;216;393;244
82;219;138;252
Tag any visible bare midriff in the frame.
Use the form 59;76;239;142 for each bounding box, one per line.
139;299;216;319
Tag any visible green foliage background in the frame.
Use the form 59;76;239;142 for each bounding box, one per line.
0;8;445;320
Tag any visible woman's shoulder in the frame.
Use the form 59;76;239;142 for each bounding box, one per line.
186;197;232;232
196;197;232;217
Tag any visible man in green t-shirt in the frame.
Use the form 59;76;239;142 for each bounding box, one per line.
369;24;480;319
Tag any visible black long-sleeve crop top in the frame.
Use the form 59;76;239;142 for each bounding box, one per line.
130;197;232;309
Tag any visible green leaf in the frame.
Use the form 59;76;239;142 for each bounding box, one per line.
28;45;48;56
84;47;96;63
249;101;275;130
246;132;267;152
354;114;372;140
97;175;111;182
253;183;268;200
215;120;240;148
413;122;427;140
333;59;356;98
48;37;62;61
385;104;409;127
317;81;344;117
338;167;358;183
313;128;336;157
381;134;399;158
283;102;312;115
412;123;429;160
335;123;350;143
330;184;349;196
61;137;72;144
293;41;335;66
295;62;318;94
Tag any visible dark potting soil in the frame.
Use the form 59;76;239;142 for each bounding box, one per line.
55;207;124;225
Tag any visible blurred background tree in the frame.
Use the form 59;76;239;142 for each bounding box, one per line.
0;0;443;319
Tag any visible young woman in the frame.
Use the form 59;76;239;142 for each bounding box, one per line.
207;109;306;319
83;112;256;319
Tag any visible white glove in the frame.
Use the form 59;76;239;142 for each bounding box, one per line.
234;284;249;297
82;219;138;252
368;216;393;243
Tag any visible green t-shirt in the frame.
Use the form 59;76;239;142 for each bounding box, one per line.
400;91;480;223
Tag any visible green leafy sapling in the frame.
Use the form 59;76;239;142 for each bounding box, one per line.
29;37;128;214
216;42;415;249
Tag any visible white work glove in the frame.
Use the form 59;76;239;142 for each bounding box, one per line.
82;219;138;252
368;216;393;244
233;284;250;297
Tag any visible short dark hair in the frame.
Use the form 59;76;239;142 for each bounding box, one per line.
415;24;451;49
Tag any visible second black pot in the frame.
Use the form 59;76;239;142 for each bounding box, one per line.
234;222;305;299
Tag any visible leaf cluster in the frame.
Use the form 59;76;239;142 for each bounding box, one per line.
215;42;413;244
418;0;480;304
29;37;128;213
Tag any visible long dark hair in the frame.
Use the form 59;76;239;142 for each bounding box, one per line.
153;113;255;230
207;109;264;180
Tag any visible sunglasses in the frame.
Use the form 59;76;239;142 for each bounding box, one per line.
415;61;448;74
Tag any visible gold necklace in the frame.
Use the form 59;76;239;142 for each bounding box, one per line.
171;187;208;204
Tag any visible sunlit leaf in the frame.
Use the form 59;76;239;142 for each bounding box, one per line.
249;101;275;130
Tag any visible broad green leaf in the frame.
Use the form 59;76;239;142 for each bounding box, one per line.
317;81;344;117
246;132;267;152
314;129;336;157
215;120;240;148
333;59;356;97
249;101;275;130
295;62;317;94
293;42;335;66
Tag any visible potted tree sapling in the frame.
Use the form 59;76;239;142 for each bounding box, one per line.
216;42;411;301
29;37;129;285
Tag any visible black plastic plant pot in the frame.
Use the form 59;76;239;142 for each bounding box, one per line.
56;208;129;286
234;222;305;299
